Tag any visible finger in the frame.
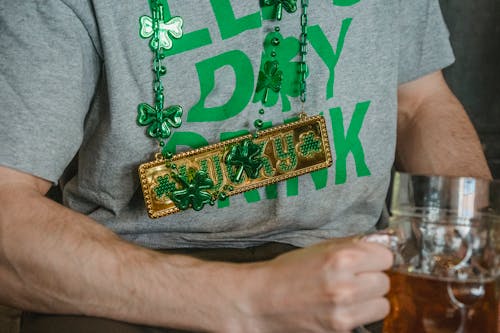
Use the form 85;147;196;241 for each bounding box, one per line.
353;271;390;300
325;272;390;306
330;297;390;332
352;242;394;273
326;242;393;275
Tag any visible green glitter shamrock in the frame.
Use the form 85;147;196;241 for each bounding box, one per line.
253;32;300;111
139;15;183;51
154;175;177;199
298;131;322;157
226;139;264;182
261;0;298;20
137;103;183;139
170;168;215;211
256;60;283;104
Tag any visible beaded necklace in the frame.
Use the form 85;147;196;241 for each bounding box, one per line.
137;2;183;159
138;0;332;218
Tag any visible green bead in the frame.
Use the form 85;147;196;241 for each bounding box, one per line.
254;119;264;129
259;109;265;115
223;184;234;192
276;4;283;20
271;37;280;46
162;145;173;159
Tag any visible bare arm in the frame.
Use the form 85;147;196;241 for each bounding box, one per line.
0;165;392;332
0;166;243;331
396;70;492;179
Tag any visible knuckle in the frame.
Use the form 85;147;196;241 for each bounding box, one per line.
325;281;356;305
326;248;360;271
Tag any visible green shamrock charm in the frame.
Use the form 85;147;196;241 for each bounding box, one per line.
253;31;301;111
170;168;215;211
137;103;183;139
256;60;283;104
154;175;177;199
298;131;322;158
261;0;298;20
139;15;183;51
226;139;264;182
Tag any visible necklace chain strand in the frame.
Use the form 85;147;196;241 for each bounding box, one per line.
152;2;165;114
299;0;309;104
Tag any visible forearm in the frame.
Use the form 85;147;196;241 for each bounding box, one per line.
396;72;492;179
0;169;395;333
0;182;244;331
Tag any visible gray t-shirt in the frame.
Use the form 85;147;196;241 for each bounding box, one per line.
0;0;454;249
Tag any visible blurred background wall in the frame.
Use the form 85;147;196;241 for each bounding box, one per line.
440;0;500;179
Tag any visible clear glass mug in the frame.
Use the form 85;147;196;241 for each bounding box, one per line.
366;172;500;333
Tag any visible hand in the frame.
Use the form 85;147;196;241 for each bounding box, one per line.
234;238;393;333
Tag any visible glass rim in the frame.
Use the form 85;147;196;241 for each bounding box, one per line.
393;171;500;185
390;171;500;219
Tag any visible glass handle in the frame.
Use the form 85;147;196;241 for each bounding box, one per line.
362;229;403;267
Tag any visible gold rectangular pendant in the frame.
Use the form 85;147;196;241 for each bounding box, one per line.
138;114;333;218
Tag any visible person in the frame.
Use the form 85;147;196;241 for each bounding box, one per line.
0;1;491;332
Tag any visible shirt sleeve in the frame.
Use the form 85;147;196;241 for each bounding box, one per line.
0;1;101;183
397;0;455;84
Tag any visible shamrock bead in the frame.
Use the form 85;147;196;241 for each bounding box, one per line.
254;119;264;129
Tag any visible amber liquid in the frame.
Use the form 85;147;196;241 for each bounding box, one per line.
383;270;498;333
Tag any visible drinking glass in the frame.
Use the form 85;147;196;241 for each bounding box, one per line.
371;172;500;333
